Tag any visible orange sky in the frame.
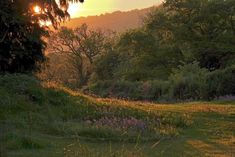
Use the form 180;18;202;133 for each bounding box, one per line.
68;0;162;18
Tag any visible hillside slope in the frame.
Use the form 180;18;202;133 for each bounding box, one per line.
0;75;234;157
61;7;154;32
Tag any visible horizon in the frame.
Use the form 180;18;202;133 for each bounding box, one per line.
68;0;162;18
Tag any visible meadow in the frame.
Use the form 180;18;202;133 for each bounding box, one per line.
0;74;234;157
1;0;235;156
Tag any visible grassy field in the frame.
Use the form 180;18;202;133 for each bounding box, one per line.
0;74;235;157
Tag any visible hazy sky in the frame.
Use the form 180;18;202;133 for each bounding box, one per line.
69;0;162;18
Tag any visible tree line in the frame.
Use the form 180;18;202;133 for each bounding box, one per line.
40;0;235;101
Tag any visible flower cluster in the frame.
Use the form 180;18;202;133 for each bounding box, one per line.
218;95;235;101
84;116;147;132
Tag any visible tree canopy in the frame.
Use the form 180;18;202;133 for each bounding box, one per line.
0;0;84;73
46;24;106;86
145;0;235;70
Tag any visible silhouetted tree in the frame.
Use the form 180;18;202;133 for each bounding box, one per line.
48;24;105;86
0;0;84;73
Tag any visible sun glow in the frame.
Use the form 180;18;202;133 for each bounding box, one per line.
33;5;41;14
68;3;81;16
68;0;114;18
68;0;160;18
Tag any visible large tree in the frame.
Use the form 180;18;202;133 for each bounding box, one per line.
145;0;235;70
48;24;105;86
0;0;84;73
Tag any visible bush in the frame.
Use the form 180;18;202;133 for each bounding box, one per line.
88;63;235;102
87;80;169;101
206;65;235;99
87;80;141;99
139;80;169;101
168;62;208;101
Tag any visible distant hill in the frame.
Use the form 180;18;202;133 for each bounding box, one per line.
61;7;154;32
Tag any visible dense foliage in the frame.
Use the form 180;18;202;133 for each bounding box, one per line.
0;0;84;73
88;0;235;101
43;0;235;101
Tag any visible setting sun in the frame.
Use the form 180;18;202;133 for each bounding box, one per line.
33;5;41;14
68;3;81;16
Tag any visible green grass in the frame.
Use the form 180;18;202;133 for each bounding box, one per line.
0;74;234;157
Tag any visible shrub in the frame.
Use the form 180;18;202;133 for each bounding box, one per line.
206;65;235;99
87;80;169;101
139;80;169;101
87;80;141;99
168;62;208;101
87;63;235;102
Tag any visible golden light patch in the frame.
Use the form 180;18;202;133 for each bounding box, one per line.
33;5;41;14
68;3;81;16
68;0;115;18
187;139;231;157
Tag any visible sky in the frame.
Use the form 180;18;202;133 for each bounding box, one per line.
68;0;162;18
